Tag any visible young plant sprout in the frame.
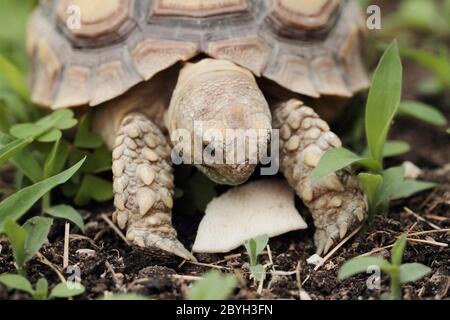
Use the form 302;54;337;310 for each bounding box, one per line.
187;270;237;300
244;234;269;282
0;274;84;300
338;234;431;300
312;41;436;222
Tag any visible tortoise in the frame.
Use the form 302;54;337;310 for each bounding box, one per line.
27;0;370;261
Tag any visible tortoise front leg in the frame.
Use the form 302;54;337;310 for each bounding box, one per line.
272;99;368;256
112;112;196;261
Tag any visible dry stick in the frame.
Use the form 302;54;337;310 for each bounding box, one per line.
105;261;122;288
101;213;129;245
359;235;449;258
404;207;441;230
224;253;241;260
314;225;362;271
424;214;449;222
36;252;66;283
358;244;395;257
187;260;231;270
63;223;70;269
405;238;448;248
171;274;203;281
267;245;275;272
408;229;450;237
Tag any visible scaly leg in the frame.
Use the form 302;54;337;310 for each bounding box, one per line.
112;112;196;261
272;100;367;255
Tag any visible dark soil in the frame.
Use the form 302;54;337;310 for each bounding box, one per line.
0;117;449;300
1;4;449;298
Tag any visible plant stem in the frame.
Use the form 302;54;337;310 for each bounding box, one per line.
390;271;402;300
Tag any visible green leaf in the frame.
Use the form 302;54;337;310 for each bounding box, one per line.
187;271;237;300
382;141;411;158
0;136;33;167
34;278;49;300
358;173;383;206
391;234;407;266
365;41;403;164
0;132;42;183
0;274;34;296
3;219;27;272
0;55;29;100
74;174;113;206
74;113;103;149
390;180;437;201
45;205;85;232
10;109;77;142
338;257;392;280
375;166;406;209
0;91;30;123
401;48;450;86
244;234;268;267
0;157;86;232
36;128;62;143
35;109;77;130
82;146;111;174
399;263;431;284
43;139;70;179
249;264;266;282
22;216;53;262
311;148;381;183
49;282;85;299
399;101;448;126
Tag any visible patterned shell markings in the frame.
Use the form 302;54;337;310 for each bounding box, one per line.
27;0;369;109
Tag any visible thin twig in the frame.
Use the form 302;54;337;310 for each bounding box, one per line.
358;244;395;257
171;274;203;281
405;238;448;248
424;214;449;222
187;260;231;270
267;245;274;271
36;252;66;283
63;223;70;269
314;225;362;271
101;213;129;245
404;207;441;230
408;229;450;237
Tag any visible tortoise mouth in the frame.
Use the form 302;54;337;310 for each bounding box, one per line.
196;163;256;186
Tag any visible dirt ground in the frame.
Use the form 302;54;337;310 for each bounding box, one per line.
0;103;449;300
0;1;449;297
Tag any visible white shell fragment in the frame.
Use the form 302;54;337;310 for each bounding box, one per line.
306;254;325;266
193;180;307;253
402;161;423;180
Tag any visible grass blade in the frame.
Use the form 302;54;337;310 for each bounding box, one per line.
365;41;403;165
0;157;86;232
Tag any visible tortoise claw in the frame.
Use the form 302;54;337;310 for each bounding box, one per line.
130;228;197;262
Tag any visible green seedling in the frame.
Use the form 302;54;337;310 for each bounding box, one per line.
3;217;52;276
187;270;237;300
312;41;436;221
338;234;431;300
0;158;85;232
2;206;84;276
244;234;269;282
398;101;447;127
0;274;85;300
100;293;148;300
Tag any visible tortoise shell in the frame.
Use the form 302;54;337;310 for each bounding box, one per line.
27;0;369;109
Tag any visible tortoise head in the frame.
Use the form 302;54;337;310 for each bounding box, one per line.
168;59;272;186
